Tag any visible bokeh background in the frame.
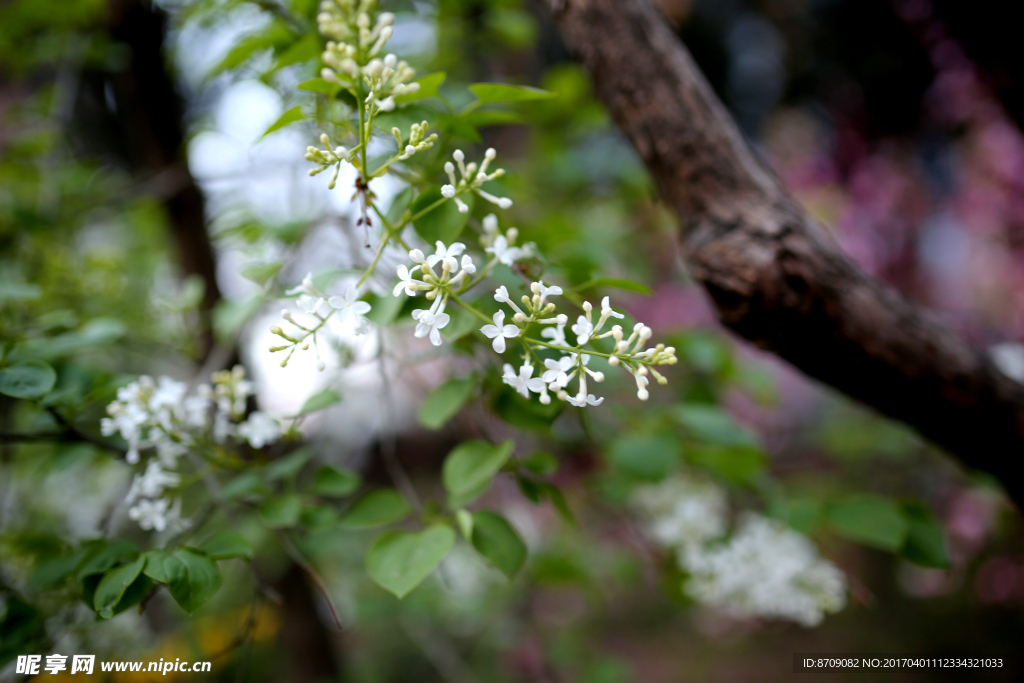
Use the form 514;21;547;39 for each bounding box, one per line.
3;0;1024;681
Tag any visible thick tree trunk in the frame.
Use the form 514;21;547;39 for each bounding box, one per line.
545;0;1024;508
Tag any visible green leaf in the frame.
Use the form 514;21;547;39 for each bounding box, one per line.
77;540;138;579
240;261;283;286
442;439;514;501
272;33;321;70
167;548;222;615
261;106;304;138
471;511;527;580
770;498;822;535
468;83;556;106
455;509;474;540
521;451;559;477
300;505;339;532
574;277;652;295
313;464;361;497
410;188;472;245
0;361;56;399
338;489;410;529
212;295;263;342
93;557;145;618
297;78;342;97
462;109;526;128
264;448;315;481
141;550;176;583
218;472;269;501
673;405;760;448
687;445;767;486
492;387;562;432
209;22;293;75
366;525;455;598
199;532;254;561
607;434;680;481
900;502;951;569
827;494;909;552
259;494;302;528
290;388;342;418
418;377;474;430
395;71;446;105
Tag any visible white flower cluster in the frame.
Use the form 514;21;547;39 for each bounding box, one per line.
100;367;281;532
317;0;418;113
394;242;477;346
305;133;357;190
441;149;512;212
272;272;372;370
481;213;533;265
631;474;847;627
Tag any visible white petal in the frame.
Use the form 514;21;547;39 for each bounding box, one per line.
492;336;506;353
481;324;499;339
502;324;519;338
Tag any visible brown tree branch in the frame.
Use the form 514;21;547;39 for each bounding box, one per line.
545;0;1024;508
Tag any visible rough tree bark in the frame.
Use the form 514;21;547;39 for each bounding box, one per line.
544;0;1024;508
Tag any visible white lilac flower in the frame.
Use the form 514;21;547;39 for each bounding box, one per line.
571;314;594;345
533;281;563;307
393;264;422;296
502;363;546;399
682;514;847;627
542;355;575;389
631;474;728;549
128;497;186;533
441;148;513;209
485;235;524;266
414;309;450;346
237;411;281;449
566;393;604;407
328;286;372;332
541;323;568;348
427;241;466;270
126;461;180;505
285;272;319;297
480;310;520;353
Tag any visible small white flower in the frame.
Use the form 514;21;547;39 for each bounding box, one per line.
601;295;625;319
427;241;466;270
571;315;594;345
542;355;575;388
414;309;450;346
534;281;563;306
566;393;604;407
460;254;476;275
541;323;568;347
494;285;511;303
480;310;520;353
285;272;319;297
328;286;372;329
126;461;180;504
441;184;456;198
128;497;186;533
296;295;326;315
483;214;499;235
485;235;524;265
502;363;546;398
393;264;421;296
237;411;281;448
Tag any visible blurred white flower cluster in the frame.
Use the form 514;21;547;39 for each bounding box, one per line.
317;0;418;113
100;366;281;531
632;473;847;626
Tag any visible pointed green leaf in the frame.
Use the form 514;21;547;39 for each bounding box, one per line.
313;464;361;497
827;494;909;552
168;548;222;615
297;78;342;97
366;525;455;598
142;550;176;583
0;361;57;399
471;511;527;580
468;83;555;106
259;493;302;528
261;106;304;138
395;72;446;105
199;531;254;561
338;489;410;529
240;261;283;286
264;448;315;481
93;557;145;618
607;434;680;481
418;377;475;430
290;388;342;417
442;439;514;500
900;502;951;569
219;472;269;501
